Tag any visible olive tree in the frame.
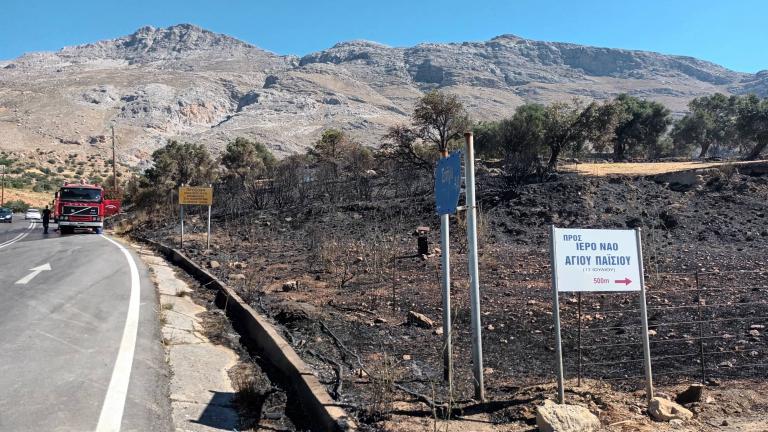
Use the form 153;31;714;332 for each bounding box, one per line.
412;90;471;155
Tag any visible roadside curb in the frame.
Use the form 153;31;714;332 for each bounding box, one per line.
134;237;357;432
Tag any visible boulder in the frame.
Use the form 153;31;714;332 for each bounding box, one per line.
675;384;704;405
535;399;600;432
208;260;221;269
648;397;693;422
407;310;434;328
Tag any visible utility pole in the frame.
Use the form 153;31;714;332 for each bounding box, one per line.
1;164;5;207
111;126;118;196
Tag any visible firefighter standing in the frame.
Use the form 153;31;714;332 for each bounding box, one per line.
42;205;51;234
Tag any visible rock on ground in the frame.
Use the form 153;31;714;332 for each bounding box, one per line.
535;399;600;432
649;396;694;422
407;310;434;328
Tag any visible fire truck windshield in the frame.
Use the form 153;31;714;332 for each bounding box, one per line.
60;187;102;202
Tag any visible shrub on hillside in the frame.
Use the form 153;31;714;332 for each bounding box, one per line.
4;200;30;212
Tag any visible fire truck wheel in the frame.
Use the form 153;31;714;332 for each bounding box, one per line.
60;226;73;235
94;227;103;234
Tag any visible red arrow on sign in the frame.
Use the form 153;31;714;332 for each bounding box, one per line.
614;278;632;285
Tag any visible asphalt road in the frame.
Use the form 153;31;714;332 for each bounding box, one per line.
0;216;172;431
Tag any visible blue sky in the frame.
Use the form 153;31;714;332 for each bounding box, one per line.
1;0;766;73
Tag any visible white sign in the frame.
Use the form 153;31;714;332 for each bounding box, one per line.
552;227;642;292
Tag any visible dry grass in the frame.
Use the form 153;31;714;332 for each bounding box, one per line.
2;187;52;207
561;160;764;176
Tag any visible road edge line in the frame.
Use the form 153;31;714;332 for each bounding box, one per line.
95;235;141;432
0;222;35;249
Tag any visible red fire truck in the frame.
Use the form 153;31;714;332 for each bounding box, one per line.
54;181;121;234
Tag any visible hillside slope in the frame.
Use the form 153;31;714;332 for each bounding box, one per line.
0;24;764;165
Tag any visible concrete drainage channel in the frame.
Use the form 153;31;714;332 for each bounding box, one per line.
136;237;357;432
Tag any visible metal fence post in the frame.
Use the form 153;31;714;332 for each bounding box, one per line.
695;271;707;383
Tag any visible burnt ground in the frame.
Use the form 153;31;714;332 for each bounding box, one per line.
128;166;768;431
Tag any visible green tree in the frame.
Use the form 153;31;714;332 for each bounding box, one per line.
473;122;503;159
674;93;738;158
313;129;348;161
576;100;625;154
4;199;30;212
541;100;593;171
497;103;548;180
221;137;276;180
670;114;705;157
413;90;471;155
145;140;217;188
611;94;672;160
737;94;768;160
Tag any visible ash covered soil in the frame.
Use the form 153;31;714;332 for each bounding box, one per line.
132;165;768;431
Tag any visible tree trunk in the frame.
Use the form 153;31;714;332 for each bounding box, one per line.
698;142;711;159
547;145;561;172
744;140;768;161
613;141;625;162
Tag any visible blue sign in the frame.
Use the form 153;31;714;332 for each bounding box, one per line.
435;151;462;215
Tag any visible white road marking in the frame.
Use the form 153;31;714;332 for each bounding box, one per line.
0;222;35;249
96;235;141;432
14;263;52;285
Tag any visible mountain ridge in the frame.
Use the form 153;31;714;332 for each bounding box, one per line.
0;24;765;165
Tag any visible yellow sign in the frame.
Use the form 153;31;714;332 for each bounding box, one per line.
179;186;213;205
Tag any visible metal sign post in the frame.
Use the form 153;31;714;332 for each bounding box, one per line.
180;202;184;249
549;226;653;405
635;228;655;403
178;185;214;251
464;132;484;401
207;204;212;250
549;225;566;404
435;151;462;392
206;184;212;250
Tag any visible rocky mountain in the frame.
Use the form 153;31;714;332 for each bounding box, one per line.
0;24;764;165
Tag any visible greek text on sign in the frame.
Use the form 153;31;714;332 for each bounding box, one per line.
553;227;641;292
179;186;213;205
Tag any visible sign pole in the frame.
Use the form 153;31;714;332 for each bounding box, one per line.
435;150;460;393
464;132;484;401
180;204;184;249
207;204;211;250
577;292;582;387
206;184;212;250
440;212;453;390
549;225;565;404
635;228;654;404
